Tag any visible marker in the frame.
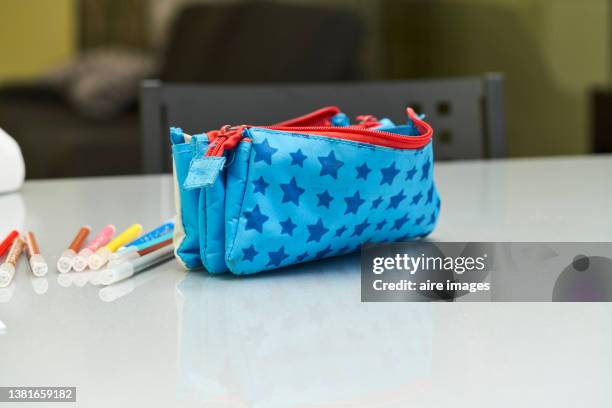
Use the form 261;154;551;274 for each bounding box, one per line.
138;237;172;256
25;232;47;277
108;232;173;264
0;237;25;288
124;221;174;248
88;224;143;270
57;226;91;273
0;230;19;258
73;225;115;272
108;232;172;262
99;245;174;286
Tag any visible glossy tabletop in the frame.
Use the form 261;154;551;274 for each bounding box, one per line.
1;155;611;407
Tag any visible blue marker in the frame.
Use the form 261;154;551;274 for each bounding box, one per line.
125;222;174;247
134;232;173;252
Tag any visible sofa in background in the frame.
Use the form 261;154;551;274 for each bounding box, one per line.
0;1;363;179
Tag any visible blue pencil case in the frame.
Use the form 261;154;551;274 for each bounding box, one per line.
171;107;349;271
172;107;440;275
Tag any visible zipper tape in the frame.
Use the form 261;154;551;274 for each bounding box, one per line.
183;107;432;190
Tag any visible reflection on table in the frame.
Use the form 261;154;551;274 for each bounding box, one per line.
175;254;433;407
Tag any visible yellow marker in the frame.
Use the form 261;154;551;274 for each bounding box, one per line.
88;224;143;270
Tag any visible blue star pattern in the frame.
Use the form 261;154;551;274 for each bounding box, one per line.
355;162;372;180
244;205;269;233
279;217;297;236
420;159;431;181
296;251;309;262
380;161;400;185
316;190;333;208
351;219;371;237
426;184;434;204
280;177;305;206
344;191;365;215
428;212;436;225
335;225;347;237
371;196;383;209
252;176;269;195
318;151;344;179
242;245;258;262
316;245;333;258
290;149;307;167
307;218;329;243
411;191;423;205
387;189;407;209
225;127;440;274
253;139;278;164
267;246;289;267
405;166;417;180
391;214;410;231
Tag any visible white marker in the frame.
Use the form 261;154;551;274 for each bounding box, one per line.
25;232;47;277
99;245;174;286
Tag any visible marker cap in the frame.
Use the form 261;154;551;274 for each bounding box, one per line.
29;254;48;277
88;247;112;270
57;249;77;274
73;248;93;272
100;262;135;286
0;264;16;288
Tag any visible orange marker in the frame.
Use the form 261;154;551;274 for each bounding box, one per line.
57;226;91;273
25;232;47;277
0;237;25;288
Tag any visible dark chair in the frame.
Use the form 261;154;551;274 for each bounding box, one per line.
591;89;612;153
140;74;506;173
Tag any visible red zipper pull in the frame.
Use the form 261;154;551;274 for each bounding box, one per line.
206;125;248;157
183;125;248;190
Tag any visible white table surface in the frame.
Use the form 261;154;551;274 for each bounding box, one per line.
1;155;611;407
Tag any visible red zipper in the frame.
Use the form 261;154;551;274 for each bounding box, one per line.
273;106;341;127
205;108;432;157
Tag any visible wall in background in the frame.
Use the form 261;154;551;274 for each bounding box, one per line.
148;0;383;77
0;0;608;157
383;0;610;156
149;0;612;156
0;0;76;83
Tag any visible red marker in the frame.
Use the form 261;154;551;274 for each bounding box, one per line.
0;230;19;258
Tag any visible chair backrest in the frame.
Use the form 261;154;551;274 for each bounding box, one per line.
140;75;506;173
